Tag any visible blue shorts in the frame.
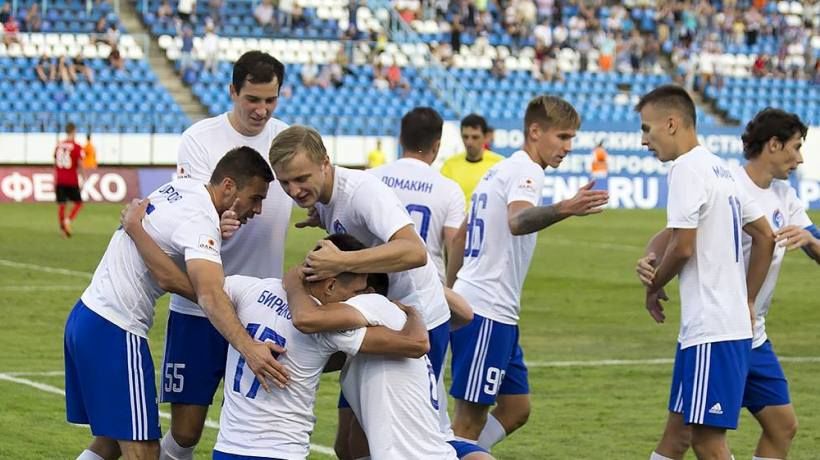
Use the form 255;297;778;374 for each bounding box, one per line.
64;300;161;441
449;314;529;405
338;321;451;409
743;340;790;413
212;450;285;460
161;310;228;405
668;339;752;429
448;440;489;458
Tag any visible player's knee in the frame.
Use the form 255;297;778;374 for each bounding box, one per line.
766;415;798;442
169;426;202;448
333;437;351;460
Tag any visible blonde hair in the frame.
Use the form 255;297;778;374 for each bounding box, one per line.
268;125;328;168
523;95;581;135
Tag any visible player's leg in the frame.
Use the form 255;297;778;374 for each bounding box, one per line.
452;399;491;441
68;194;83;221
447;440;495;460
652;345;691;459
690;426;731;460
482;335;530;447
334;405;355;460
56;186;70;236
77;436;121;459
160;311;228;459
346;413;370;460
744;341;796;459
118;440;160;459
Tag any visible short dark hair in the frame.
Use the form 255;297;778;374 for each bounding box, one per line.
634;85;697;128
400;107;443;153
367;273;390;296
232;51;286;94
65;122;76;134
210;146;274;188
524;95;580;133
460;113;489;134
741;108;808;160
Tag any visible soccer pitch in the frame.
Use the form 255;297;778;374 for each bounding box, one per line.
1;203;818;459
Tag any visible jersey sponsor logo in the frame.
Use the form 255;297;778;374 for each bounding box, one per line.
772;209;784;229
177;163;191;179
333;219;347;234
708;402;723;415
198;234;219;255
518;177;537;193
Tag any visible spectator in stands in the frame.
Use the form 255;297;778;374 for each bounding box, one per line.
177;0;196;24
627;29;644;73
321;58;345;88
254;0;276;32
71;54;94;84
450;14;462;54
744;6;763;46
752;53;771;77
57;56;73;85
300;58;320;87
36;54;55;83
157;0;174;27
291;3;308;28
3;15;20;46
279;0;293;28
207;0;223;26
347;0;358;30
812;59;820;85
202;21;218;74
0;2;10;24
490;56;507;80
372;62;389;91
179;25;195;77
93;17;108;43
24;2;41;32
386;62;410;93
108;46;124;71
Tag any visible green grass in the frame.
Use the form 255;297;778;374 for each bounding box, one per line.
0;203;818;459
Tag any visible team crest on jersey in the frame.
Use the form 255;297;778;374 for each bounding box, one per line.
198;234;219;254
333;219;347;234
772;209;784;229
177;163;191;179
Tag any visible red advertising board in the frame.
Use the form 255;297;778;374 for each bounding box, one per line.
0;167;141;203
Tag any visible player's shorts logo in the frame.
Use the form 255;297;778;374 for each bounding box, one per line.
772;209;784;229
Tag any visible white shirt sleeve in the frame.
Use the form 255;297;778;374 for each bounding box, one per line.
444;180;467;229
667;162;707;229
176;131;212;182
507;163;545;206
315;328;366;356
785;185;813;229
172;215;223;263
352;179;414;242
343;294;407;330
223;275;254;306
737;181;764;226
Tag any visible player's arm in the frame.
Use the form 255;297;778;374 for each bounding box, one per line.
743;216;776;306
445;286;473;330
636;228;672;287
283;266;369;334
357;303;429;358
648;227;696;292
186;260;289;390
445;218;467;288
120;199;197;302
303;225;427;281
508;182;608;235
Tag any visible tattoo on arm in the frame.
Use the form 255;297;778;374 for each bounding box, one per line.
511;205;567;235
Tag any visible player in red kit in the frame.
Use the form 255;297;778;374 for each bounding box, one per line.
54;122;84;237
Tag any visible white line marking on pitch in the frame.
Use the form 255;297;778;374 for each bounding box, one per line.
0;373;335;457
0;259;92;279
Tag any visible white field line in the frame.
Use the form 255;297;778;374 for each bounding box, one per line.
0;373;336;457
0;259;93;279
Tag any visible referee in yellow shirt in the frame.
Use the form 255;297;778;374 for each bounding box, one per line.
440;114;504;208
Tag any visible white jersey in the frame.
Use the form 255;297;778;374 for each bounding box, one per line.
81;180;221;337
666;146;763;349
734;165;813;348
340;294;458;460
370;157;466;282
215;276;365;459
171;113;292;317
453;151;545;325
315;167;450;329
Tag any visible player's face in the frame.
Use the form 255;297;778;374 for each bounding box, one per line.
770;132;804;180
639;105;675;162
323;273;369;303
535;125;576;168
231;176;269;223
461;126;485;159
230;78;280;136
273;149;331;208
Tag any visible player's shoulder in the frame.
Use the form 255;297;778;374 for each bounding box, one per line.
263;117;289;136
183;113;227;137
769;179;797;200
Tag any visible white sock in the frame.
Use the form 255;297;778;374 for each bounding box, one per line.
477;414;506;450
649;452;675;460
76;450;104;460
752;457;782;460
159;433;195;460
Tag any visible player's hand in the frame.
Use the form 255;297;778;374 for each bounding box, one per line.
282;264;306;292
221;198;241;240
241;341;289;391
295;206;322;229
303;239;346;281
120;198;149;234
562;181;609;216
645;288;668;323
636;252;657;287
775;225;813;250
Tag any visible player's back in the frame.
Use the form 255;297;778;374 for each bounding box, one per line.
171;113;293;317
316;167;450;330
340;294;457;460
668;147;756;348
454;151;545;325
54;139;82;185
370;158;465;281
81;179;220;337
217;276;364;459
